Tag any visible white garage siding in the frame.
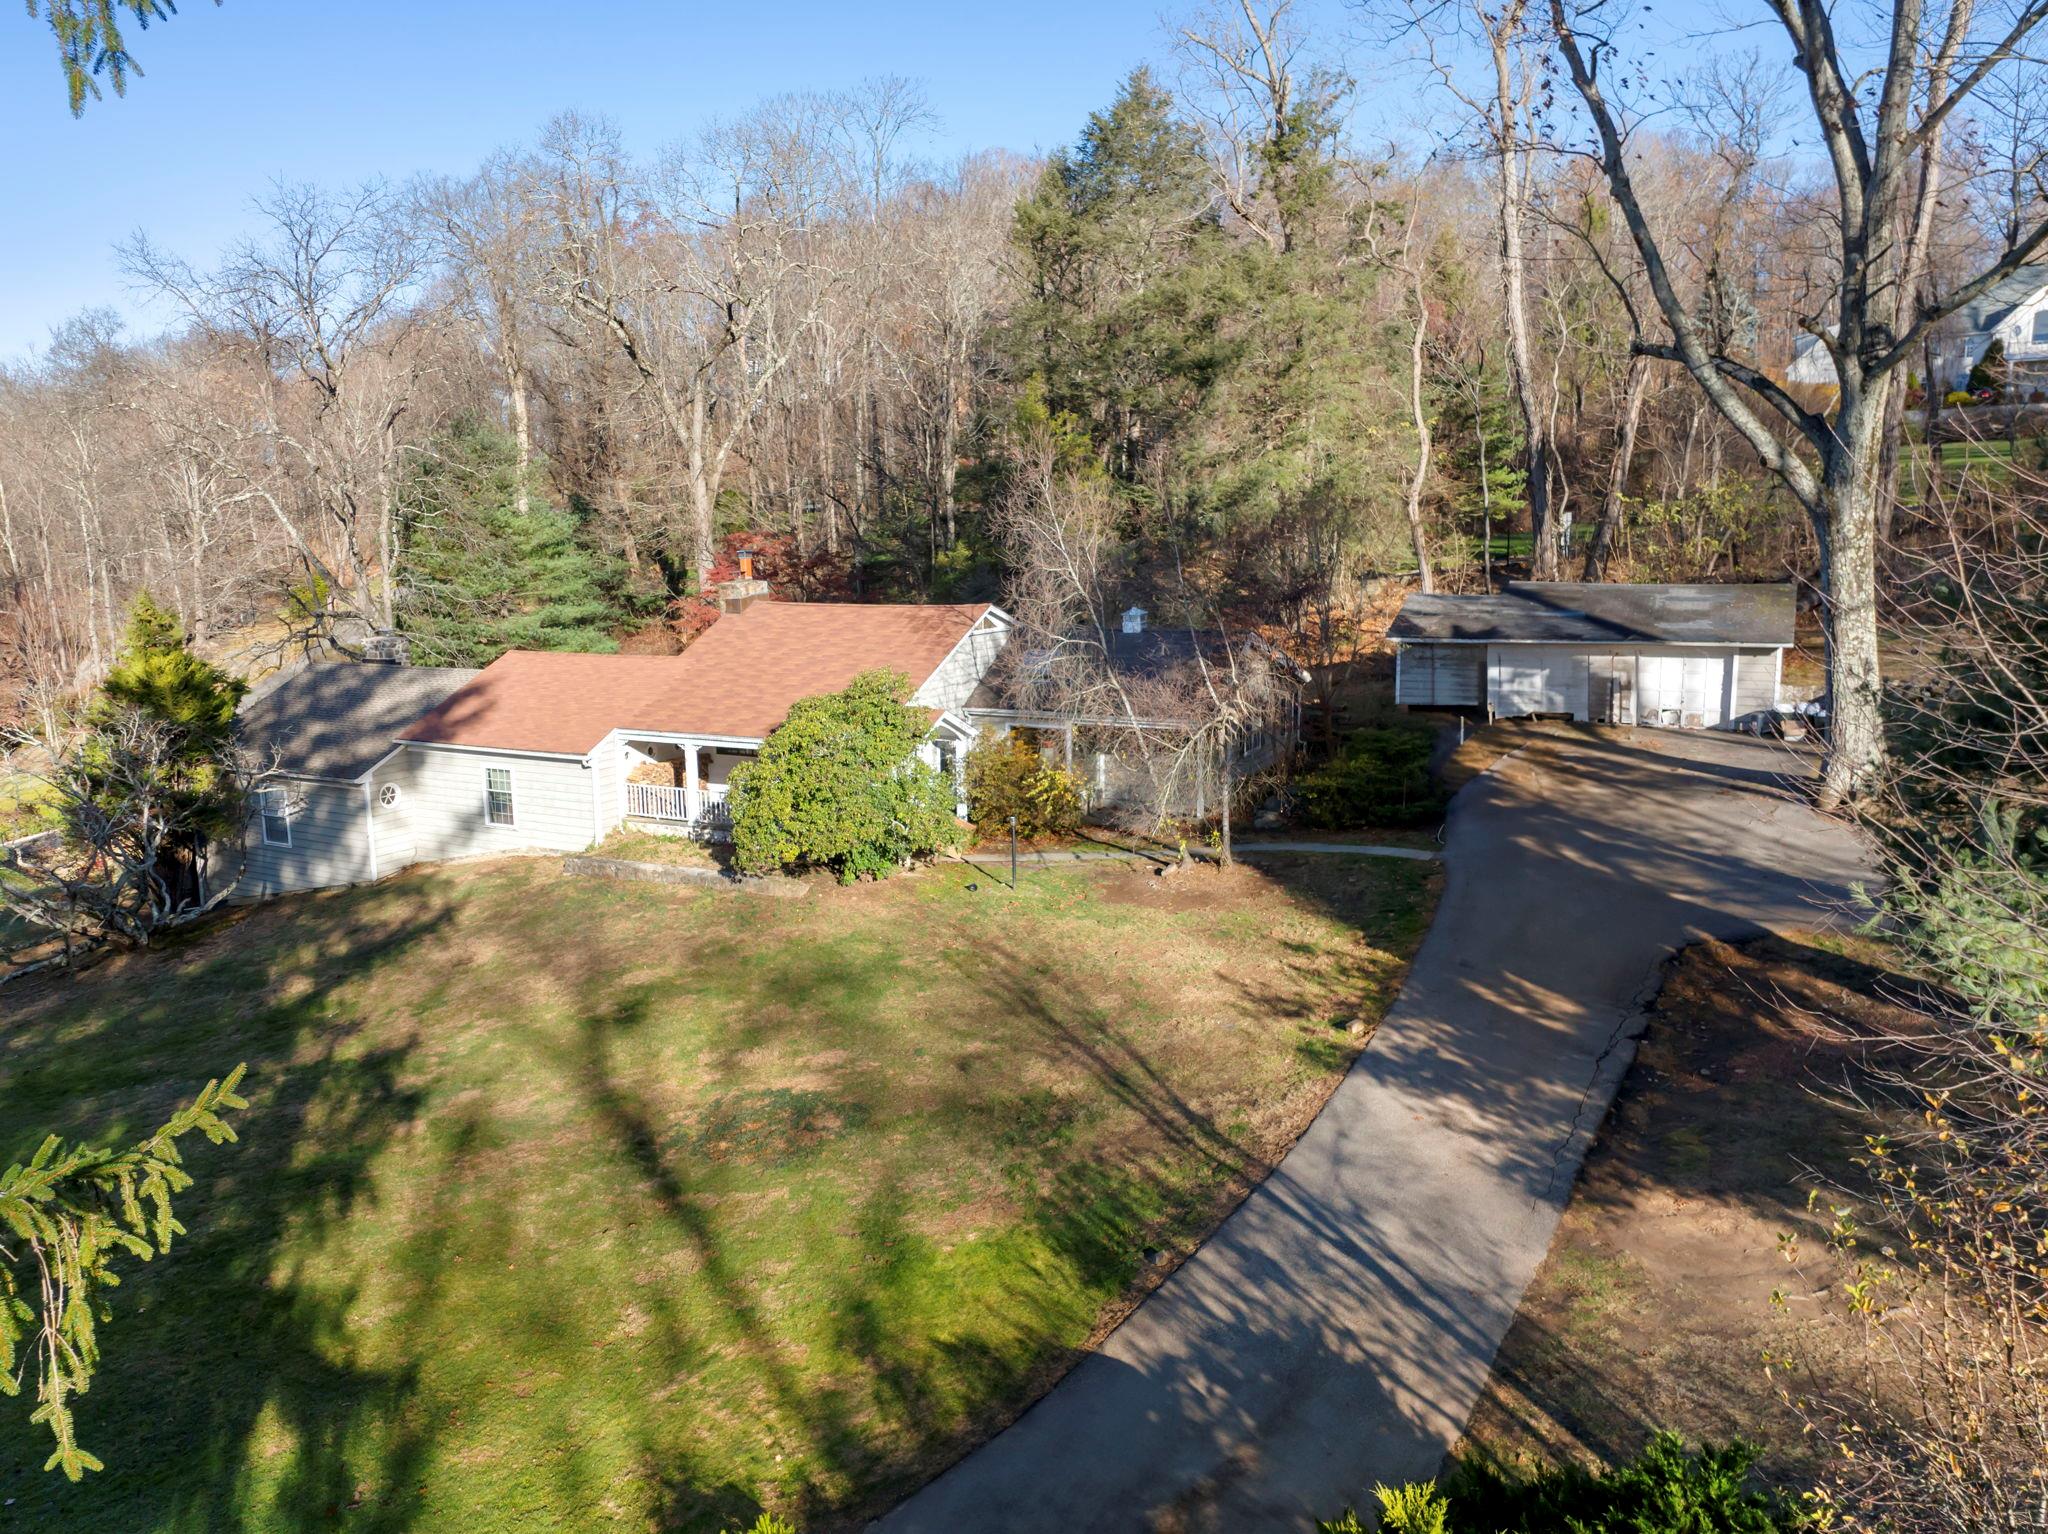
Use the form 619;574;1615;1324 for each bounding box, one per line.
1488;646;1592;718
405;744;601;861
1477;644;1781;727
1394;644;1484;707
236;778;373;898
1731;650;1782;718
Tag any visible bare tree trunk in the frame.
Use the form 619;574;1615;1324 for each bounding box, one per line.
938;348;960;550
1819;398;1890;806
1405;258;1436;593
505;340;533;518
1486;19;1555;580
1584;352;1649;580
685;379;717;585
1218;749;1234;867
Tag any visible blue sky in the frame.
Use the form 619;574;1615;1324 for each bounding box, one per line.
0;0;1212;360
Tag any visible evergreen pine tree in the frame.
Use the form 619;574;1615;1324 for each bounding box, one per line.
80;593;247;907
1008;69;1223;477
0;1068;247;1478
29;0;213;116
396;419;650;667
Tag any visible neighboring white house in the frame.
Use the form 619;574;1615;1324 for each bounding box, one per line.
1389;581;1793;730
1783;265;2048;392
219;598;1015;898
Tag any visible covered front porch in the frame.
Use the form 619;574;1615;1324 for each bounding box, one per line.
619;736;758;841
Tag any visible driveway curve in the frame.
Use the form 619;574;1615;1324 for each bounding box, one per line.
876;726;1872;1533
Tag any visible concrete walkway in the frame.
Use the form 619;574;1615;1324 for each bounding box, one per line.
878;727;1871;1533
955;841;1438;868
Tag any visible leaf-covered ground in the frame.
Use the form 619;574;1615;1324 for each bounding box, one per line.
0;851;1434;1532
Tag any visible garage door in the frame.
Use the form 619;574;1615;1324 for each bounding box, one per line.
1636;652;1728;729
1490;647;1590;719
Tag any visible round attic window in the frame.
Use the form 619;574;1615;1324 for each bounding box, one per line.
378;783;402;809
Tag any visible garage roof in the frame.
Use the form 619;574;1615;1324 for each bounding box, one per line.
1389;582;1794;647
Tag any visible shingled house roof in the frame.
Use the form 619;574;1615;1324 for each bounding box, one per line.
1388;582;1795;647
239;661;480;781
398;601;995;755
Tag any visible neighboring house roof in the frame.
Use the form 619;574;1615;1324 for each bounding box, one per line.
1944;264;2048;342
967;620;1309;724
1389;582;1794;647
398;601;997;755
238;661;480;781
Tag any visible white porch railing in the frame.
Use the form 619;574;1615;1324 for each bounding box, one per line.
697;782;733;833
624;779;734;839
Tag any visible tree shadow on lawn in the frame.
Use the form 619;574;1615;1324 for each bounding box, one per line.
554;920;1293;1532
0;889;458;1534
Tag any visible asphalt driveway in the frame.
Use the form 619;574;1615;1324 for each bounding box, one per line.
876;726;1872;1533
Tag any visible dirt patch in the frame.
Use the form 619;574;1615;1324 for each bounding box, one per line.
1458;931;1928;1485
1094;859;1271;913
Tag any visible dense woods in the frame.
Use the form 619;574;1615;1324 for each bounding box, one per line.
2;0;2044;806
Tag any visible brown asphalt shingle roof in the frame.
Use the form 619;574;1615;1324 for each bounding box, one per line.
397;601;994;755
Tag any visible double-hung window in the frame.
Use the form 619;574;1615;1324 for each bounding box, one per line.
258;786;291;847
485;766;516;827
2033;309;2048;346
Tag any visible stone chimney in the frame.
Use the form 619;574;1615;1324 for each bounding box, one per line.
361;629;411;665
718;553;771;614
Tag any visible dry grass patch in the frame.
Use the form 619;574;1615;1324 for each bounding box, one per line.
1458;931;1926;1488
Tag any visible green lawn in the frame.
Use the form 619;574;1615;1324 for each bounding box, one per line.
1902;434;2044;502
0;769;56;841
0;851;1435;1532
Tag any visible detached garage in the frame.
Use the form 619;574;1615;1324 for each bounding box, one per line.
1390;581;1793;730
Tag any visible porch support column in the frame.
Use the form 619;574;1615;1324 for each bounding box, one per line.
1063;724;1074;771
683;743;703;826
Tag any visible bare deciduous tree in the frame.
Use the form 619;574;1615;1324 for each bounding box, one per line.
1550;0;2048;805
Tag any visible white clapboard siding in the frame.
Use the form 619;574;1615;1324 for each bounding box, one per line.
237;779;372;898
1395;644;1484;707
368;756;416;875
1730;650;1781;717
1489;646;1591;718
911;618;1009;712
404;745;599;860
587;732;626;839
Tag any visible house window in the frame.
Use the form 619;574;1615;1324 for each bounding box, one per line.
2034;309;2048;346
485;767;516;827
257;787;291;847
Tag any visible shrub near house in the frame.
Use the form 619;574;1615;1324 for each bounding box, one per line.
1296;727;1445;830
964;733;1084;839
728;669;963;882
